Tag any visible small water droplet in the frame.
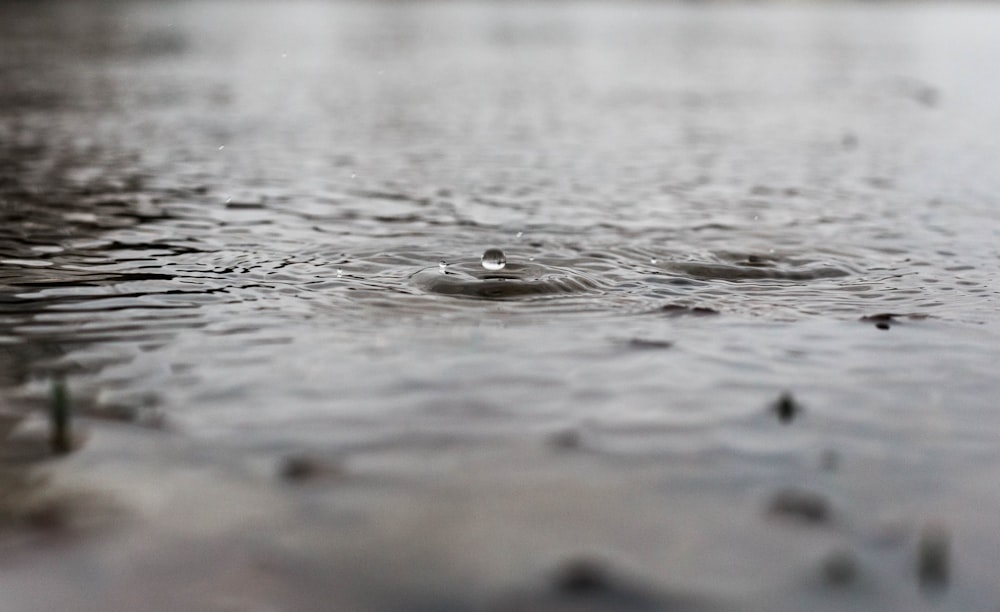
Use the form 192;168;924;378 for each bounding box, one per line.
336;269;343;278
439;260;448;273
528;256;535;262
218;145;225;151
515;231;523;239
650;258;658;265
350;173;357;179
481;248;507;271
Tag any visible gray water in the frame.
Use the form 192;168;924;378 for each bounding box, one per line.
2;1;1000;610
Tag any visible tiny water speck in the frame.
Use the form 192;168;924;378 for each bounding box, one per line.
439;260;448;273
336;269;343;278
516;231;523;239
650;258;658;264
481;248;507;271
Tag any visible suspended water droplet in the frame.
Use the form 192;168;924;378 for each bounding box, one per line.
515;231;523;239
650;258;658;265
439;260;448;273
528;256;535;262
336;269;343;278
481;248;507;271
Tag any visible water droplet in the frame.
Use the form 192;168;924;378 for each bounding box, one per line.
528;256;535;262
218;145;225;151
439;260;448;273
350;173;357;179
481;248;507;271
515;231;523;239
336;269;343;278
650;258;658;264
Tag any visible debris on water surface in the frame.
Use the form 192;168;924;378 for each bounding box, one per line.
278;453;343;482
626;338;674;350
860;312;929;330
768;488;831;525
481;248;507;271
917;522;950;590
771;391;802;425
658;303;719;317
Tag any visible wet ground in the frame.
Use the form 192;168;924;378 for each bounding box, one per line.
2;1;1000;610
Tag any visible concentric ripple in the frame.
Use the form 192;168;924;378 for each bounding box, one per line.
411;260;606;300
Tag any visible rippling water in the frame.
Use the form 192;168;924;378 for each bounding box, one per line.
3;1;1000;609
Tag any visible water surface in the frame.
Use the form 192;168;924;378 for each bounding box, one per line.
2;2;1000;610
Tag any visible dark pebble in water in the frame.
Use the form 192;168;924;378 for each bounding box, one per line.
768;488;831;524
822;550;859;587
917;522;950;590
278;454;342;482
860;312;929;330
627;338;673;350
658;303;719;317
553;557;612;594
772;391;802;425
862;313;900;322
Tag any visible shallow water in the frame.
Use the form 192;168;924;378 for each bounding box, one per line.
2;1;1000;609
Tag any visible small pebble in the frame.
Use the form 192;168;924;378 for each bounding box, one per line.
768;488;830;524
278;454;342;482
627;338;673;350
659;304;719;317
772;391;802;424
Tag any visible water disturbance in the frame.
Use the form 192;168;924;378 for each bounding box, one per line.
481;248;508;272
2;1;1000;610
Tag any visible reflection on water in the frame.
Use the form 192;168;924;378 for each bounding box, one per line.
3;1;1000;609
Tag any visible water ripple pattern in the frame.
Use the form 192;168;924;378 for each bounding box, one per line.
1;2;1000;472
